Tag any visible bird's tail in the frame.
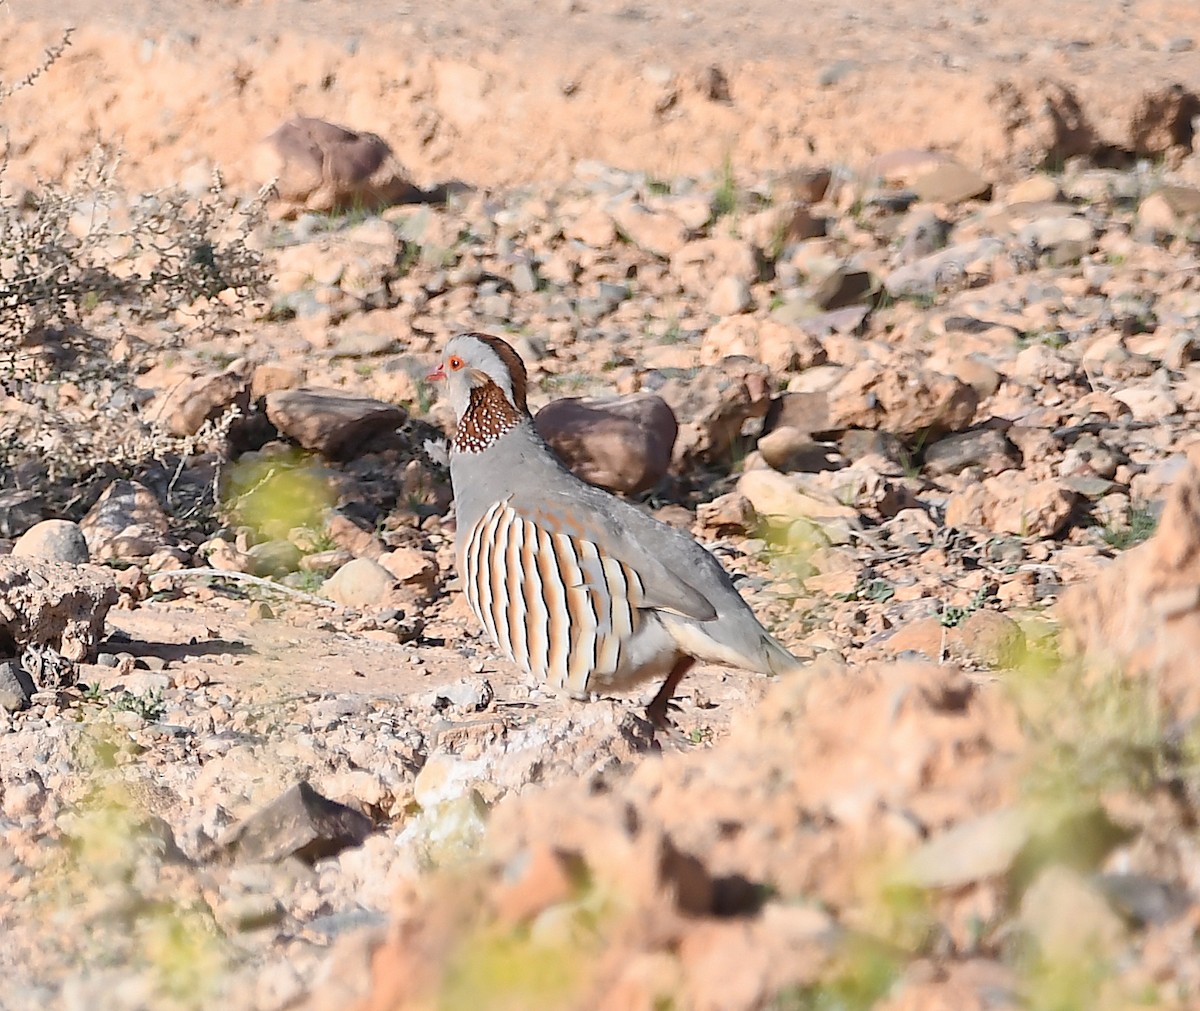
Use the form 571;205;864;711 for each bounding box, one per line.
763;634;806;677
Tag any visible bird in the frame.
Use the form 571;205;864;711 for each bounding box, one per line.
427;331;802;726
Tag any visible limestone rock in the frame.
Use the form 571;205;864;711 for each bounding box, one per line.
1020;866;1126;959
670;237;758;293
707;275;752;316
740;201;826;250
904;807;1030;888
298;549;354;575
910;161;992;203
265;388;407;460
563;205;617;247
322;558;397;608
701;317;828;374
150;368;250;438
610;200;689;258
827;361;978;438
945;472;1077;538
535;393;677;495
203;538;252;573
1007;174;1061;203
1058;456;1200;720
736;470;860;524
1139;185;1200;234
0;557;118;665
756;427;834;473
696;493;758;536
1112;384;1178;421
655;359;772;467
12;520;89;564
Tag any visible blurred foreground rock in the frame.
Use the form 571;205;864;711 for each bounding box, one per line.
1059;453;1200;720
333;659;1024;1010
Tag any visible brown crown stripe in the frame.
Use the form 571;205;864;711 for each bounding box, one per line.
464;332;529;414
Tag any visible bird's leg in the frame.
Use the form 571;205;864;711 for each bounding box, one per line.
645;657;695;729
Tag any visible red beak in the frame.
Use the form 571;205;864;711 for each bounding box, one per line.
426;362;446;382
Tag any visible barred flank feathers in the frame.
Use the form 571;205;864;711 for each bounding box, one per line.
462;502;644;692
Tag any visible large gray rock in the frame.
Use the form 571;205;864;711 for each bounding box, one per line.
220;781;374;864
265;388;407;460
884;238;1004;300
0;490;45;538
923;429;1019;477
0;659;34;713
0;558;118;665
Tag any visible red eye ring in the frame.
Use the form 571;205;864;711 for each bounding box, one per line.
448;355;465;371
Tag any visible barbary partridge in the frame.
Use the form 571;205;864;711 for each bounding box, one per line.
428;332;801;725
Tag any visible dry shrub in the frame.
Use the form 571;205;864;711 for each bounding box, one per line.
0;19;270;523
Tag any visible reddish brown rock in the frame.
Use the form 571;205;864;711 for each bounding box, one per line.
490;843;578;927
378;547;439;595
254;117;416;215
764;391;836;438
265;388;407;460
535;393;677;495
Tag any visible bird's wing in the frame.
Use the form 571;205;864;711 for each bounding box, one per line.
513;492;719;623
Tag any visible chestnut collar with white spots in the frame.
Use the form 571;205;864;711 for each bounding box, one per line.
452;381;525;454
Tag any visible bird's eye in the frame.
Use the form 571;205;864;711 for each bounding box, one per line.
448;355;464;371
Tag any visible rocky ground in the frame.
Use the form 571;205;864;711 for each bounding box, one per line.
4;2;1200;1010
